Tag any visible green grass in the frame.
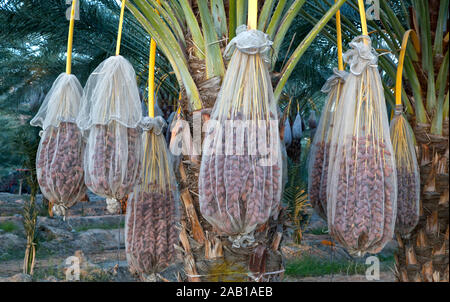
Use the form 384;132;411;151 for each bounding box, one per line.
0;221;19;232
74;221;125;232
285;256;366;277
376;254;395;271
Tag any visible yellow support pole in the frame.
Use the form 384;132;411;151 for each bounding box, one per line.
66;0;77;74
148;39;157;118
336;0;343;71
357;0;368;45
248;0;258;30
115;0;127;56
148;0;161;118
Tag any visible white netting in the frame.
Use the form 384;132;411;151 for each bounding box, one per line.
308;69;348;220
126;116;179;276
83;121;142;202
30;73;83;130
327;36;397;255
199;27;282;238
78;55;143;207
390;106;420;235
77;55;142;131
32;73;86;214
36;122;86;213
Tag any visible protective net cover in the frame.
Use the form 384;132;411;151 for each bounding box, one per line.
390;110;420;235
30;73;83;130
77;55;142;130
32;73;86;215
308;69;348;220
126;116;179;276
199;26;282;238
83;120;142;201
327;36;397;255
79;55;143;206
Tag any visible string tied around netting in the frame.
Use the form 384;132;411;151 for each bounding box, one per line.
228;232;256;249
321;68;349;93
224;25;273;63
52;203;68;219
106;197;121;214
394;103;405;116
139;116;167;135
343;35;379;75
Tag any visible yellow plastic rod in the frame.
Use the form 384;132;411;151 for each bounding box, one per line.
357;0;368;45
335;0;343;71
248;0;258;29
115;0;127;56
148;0;161;118
395;29;417;106
66;0;77;74
148;39;157;118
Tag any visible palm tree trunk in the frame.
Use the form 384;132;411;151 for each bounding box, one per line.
395;122;449;282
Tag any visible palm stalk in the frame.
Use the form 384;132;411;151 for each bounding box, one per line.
257;0;275;32
271;0;307;68
228;0;237;39
236;0;246;27
274;0;347;101
22;193;38;276
197;0;225;78
265;0;288;40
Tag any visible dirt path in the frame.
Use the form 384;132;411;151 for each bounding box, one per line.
0;249;127;276
284;271;395;282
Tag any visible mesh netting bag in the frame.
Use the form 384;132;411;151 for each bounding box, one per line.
31;73;86;217
327;36;397;255
390;105;420;235
308;69;348;220
125;116;179;278
199;25;282;245
77;55;142;213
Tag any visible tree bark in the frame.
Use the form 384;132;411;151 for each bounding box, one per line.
395;122;449;282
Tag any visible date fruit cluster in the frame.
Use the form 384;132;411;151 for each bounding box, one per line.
308;141;330;219
395;167;419;235
85;122;141;200
36;122;86;208
199;119;282;235
329;135;396;255
126;186;178;275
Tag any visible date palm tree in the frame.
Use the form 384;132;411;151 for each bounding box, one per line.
126;0;347;281
302;0;449;281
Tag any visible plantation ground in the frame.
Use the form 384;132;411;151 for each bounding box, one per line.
0;192;396;282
